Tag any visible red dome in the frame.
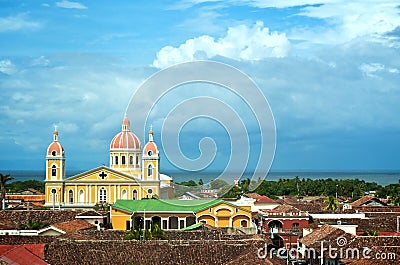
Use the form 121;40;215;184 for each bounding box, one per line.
47;141;64;156
47;130;64;156
143;141;158;155
110;116;141;150
110;131;141;150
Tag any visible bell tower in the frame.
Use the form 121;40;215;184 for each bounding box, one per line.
142;127;160;181
45;128;65;207
46;128;65;181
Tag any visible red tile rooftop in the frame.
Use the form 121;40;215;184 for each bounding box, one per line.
52;219;96;233
0;244;46;265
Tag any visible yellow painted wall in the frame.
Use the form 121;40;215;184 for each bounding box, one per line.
195;202;251;228
47;160;62;181
232;215;250;228
111;208;131;230
197;214;216;226
218;217;230;227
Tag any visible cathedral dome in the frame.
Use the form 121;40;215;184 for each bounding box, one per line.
110;117;141;150
47;130;64;156
143;129;159;155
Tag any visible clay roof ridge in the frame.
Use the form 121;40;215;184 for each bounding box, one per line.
22;244;45;259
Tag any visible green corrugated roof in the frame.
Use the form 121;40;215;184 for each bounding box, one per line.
180;222;202;231
112;199;243;213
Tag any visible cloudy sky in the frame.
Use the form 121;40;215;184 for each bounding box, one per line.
1;0;399;173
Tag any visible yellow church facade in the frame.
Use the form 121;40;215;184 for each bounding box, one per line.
44;117;173;208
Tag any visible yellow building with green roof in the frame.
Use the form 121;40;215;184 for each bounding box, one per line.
110;199;252;230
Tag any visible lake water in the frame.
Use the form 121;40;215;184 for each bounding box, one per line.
2;170;399;187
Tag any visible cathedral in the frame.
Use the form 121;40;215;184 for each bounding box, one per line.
44;116;174;208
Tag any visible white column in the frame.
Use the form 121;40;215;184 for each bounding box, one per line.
85;185;88;203
74;185;77;203
109;184;112;203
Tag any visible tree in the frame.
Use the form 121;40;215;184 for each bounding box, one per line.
0;173;14;210
324;196;338;211
198;179;204;186
178;180;197;187
18;219;49;230
210;179;228;189
363;230;379;236
151;223;167;240
122;222;167;240
388;194;400;206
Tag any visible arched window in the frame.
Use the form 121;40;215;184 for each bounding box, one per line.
132;189;137;200
136;155;139;165
121;189;127;199
51;165;57;177
241;220;248;227
115;156;118;165
148;164;153;178
129;156;133;165
99;187;107;203
79;190;84;203
122;155;126;165
68;190;73;203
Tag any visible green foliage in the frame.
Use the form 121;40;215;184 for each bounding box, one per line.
151;223;167;240
178;180;198;187
122;223;167;240
18;219;49;230
219;185;241;198
1;173;14;209
93;203;110;211
363;230;379;236
210;179;228;189
324;196;338;211
253;177;383;198
376;179;400;204
388;194;400;206
198;179;204;186
5;180;44;194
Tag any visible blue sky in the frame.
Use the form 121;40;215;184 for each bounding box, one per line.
1;0;400;173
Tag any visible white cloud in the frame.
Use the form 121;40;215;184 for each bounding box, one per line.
180;1;400;48
56;0;87;9
0;14;41;32
153;21;290;68
297;1;400;42
0;60;17;75
31;56;51;67
359;62;400;78
55;122;79;133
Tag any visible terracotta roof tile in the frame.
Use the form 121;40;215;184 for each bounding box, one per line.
75;210;103;217
244;193;262;199
256;196;277;203
52;219;96;233
300;224;355;250
350;195;386;208
0;244;46;265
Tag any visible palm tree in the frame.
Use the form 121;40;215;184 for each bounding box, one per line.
0;173;14;210
324;196;338;211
